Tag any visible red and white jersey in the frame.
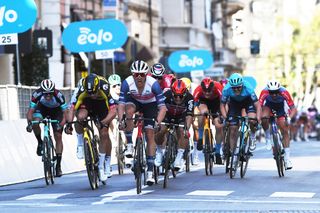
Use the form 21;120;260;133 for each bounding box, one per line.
193;81;223;104
259;86;295;109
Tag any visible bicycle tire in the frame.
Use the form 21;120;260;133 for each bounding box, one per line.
184;149;190;173
230;137;240;179
163;133;173;188
204;129;213;176
240;136;250;178
117;131;125;175
154;165;158;184
134;138;142;194
48;137;55;184
223;129;231;174
273;133;285;177
43;137;50;185
84;137;98;190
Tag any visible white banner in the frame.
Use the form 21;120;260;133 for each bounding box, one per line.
95;49;114;59
0;33;18;45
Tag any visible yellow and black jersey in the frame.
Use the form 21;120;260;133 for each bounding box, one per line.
71;76;115;110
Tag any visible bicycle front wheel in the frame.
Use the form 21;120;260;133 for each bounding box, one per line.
240;136;250;178
134;138;142;194
230;137;240;179
84;138;98;190
273;133;285;177
43;137;51;185
117;131;125;175
163;134;173;188
48;137;56;184
204;129;213;176
223;130;231;174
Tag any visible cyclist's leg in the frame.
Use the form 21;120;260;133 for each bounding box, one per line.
192;108;200;165
209;98;223;164
261;105;272;150
174;124;188;170
142;102;158;185
154;124;166;167
51;108;64;177
227;99;242;152
32;106;44;156
124;100;138;158
245;98;258;151
74;108;88;159
278;115;292;169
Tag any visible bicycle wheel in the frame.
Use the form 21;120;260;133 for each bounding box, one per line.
43;137;50;185
117;131;125;175
223;130;231;174
93;135;102;186
163;134;173;188
84;137;98;190
204;129;213;176
48;137;56;184
240;136;250;178
134;138;142;194
230;137;240;179
184;149;190;173
273;133;285;177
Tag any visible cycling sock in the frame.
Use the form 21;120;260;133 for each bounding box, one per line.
215;143;221;154
265;129;271;140
198;128;204;141
156;145;164;153
125;131;133;144
105;155;111;166
35;134;42;144
76;133;84;146
56;153;62;167
147;156;155;171
284;147;290;159
99;153;106;169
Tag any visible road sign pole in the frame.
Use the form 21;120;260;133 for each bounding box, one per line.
87;52;91;74
103;59;107;78
111;56;115;74
15;44;21;85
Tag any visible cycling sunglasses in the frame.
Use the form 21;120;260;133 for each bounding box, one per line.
112;84;121;88
133;73;147;78
232;86;242;91
173;94;185;99
269;90;280;95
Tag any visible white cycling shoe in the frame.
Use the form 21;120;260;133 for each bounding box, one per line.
76;146;84;159
154;151;163;167
146;171;155;185
125;143;134;158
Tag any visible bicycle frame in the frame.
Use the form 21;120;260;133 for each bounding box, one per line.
32;118;59;185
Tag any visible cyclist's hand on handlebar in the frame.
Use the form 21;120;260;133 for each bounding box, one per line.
64;122;73;135
26;121;33;133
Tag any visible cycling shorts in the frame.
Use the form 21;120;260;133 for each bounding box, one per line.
33;104;63;131
264;99;286;117
199;97;220;114
78;99;109;121
227;97;256;125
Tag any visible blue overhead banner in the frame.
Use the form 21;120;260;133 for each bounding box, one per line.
168;50;213;73
62;19;128;53
244;76;257;89
0;0;37;34
104;0;116;7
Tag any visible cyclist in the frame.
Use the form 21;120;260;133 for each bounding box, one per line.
108;74;122;102
193;77;224;164
154;80;194;171
26;79;68;177
180;77;192;92
220;73;261;155
259;79;297;170
118;60;167;185
149;63;176;92
66;73;117;181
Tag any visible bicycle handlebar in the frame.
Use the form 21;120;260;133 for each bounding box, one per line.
31;118;60;125
160;122;185;128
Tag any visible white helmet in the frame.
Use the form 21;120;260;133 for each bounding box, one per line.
130;60;149;73
150;63;165;77
267;79;281;91
108;74;121;85
40;79;55;93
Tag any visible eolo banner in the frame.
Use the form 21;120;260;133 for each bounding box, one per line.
168;50;214;73
62;19;128;53
0;0;37;34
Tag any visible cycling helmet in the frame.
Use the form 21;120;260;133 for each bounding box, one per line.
201;77;214;92
267;79;281;91
83;73;99;94
130;60;149;73
108;74;121;85
167;73;177;84
151;63;165;77
171;79;187;96
40;79;55;93
180;77;191;90
229;73;243;87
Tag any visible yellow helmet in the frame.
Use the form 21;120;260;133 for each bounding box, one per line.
180;77;191;90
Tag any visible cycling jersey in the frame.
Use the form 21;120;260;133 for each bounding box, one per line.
193;81;222;106
70;76;115;110
119;75;165;107
221;81;258;104
259;86;295;109
164;89;194;118
29;88;68;111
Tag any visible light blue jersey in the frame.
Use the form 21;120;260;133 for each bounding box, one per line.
221;81;258;104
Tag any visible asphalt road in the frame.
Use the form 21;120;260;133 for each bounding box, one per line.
1;139;320;213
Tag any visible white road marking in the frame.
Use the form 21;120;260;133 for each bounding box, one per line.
270;192;315;198
17;193;72;200
186;190;234;196
92;189;153;205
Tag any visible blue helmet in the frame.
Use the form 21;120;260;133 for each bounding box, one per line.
229;73;243;87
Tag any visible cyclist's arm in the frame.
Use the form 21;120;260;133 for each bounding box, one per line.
220;90;229;119
101;105;117;126
254;100;262;123
118;80;129;122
